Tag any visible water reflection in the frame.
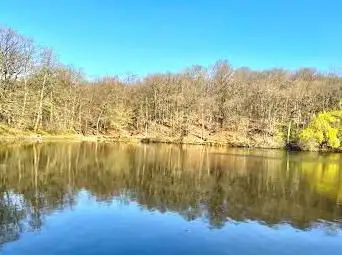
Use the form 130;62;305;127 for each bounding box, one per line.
0;143;341;246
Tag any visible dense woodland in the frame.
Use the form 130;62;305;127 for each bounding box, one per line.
1;26;342;149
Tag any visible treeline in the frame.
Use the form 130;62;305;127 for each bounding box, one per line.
1;26;342;148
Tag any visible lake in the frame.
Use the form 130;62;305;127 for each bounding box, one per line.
0;142;341;254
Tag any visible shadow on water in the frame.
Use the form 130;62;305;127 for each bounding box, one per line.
0;142;341;246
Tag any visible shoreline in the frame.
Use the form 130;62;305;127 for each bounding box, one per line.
0;134;340;152
0;133;297;150
0;133;277;147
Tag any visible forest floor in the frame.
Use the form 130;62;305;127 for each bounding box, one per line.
0;123;285;149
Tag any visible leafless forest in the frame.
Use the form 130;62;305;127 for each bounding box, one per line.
1;26;342;147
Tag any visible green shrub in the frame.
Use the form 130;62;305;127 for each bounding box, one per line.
299;110;342;150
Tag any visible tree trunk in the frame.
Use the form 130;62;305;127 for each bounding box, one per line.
21;77;28;127
96;109;104;136
78;101;82;133
145;97;148;137
201;105;204;140
34;73;47;131
50;91;53;124
287;120;292;144
70;94;76;130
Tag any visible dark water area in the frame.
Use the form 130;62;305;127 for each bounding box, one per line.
0;142;341;254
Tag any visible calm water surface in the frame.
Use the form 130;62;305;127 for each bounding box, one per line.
0;143;341;254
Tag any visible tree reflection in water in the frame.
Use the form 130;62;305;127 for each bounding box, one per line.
0;142;341;245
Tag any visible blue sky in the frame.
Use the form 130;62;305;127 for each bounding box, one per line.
1;0;341;77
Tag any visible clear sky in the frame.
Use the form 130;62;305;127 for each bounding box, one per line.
1;0;341;77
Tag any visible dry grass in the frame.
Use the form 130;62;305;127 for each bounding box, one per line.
0;123;284;149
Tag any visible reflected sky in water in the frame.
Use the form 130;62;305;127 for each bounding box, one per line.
0;143;341;254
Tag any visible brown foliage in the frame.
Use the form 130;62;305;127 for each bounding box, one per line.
1;26;342;146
